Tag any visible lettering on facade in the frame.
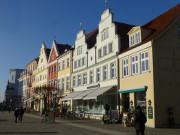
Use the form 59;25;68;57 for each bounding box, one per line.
87;84;100;89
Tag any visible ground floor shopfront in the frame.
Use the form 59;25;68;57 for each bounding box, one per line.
60;86;118;118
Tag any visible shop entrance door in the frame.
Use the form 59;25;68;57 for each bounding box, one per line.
124;93;129;112
135;91;146;113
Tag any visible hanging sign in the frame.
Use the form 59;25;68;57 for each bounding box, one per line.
148;106;153;119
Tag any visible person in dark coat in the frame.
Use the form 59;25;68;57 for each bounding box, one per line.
19;106;24;123
134;106;147;135
14;108;19;123
104;104;110;115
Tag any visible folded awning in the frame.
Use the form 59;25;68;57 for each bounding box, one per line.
73;89;96;100
60;91;83;101
83;86;114;100
119;86;147;93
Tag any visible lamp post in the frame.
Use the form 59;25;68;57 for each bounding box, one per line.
52;89;57;123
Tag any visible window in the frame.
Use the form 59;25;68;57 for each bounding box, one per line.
41;58;43;63
58;62;61;71
62;77;64;91
98;49;102;58
66;76;70;91
122;58;129;77
58;79;60;91
12;76;14;81
77;47;82;55
131;55;138;75
96;68;100;82
141;51;149;72
110;63;116;78
136;32;140;44
62;60;65;69
67;57;70;67
52;54;54;60
52;66;54;73
52;79;54;87
74;61;77;69
82;57;85;66
83;73;87;85
103;66;107;80
130;35;135;46
73;76;76;87
49;68;51;74
89;71;94;84
103;46;107;56
109;43;113;53
78;75;81;86
78;59;81;67
48;81;51;87
101;30;109;41
54;79;57;88
54;65;56;72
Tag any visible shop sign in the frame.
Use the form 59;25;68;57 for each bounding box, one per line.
148;106;153;119
87;84;100;89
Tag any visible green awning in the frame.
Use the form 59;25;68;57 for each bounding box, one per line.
119;86;146;93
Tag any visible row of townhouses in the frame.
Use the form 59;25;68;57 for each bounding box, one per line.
4;4;180;128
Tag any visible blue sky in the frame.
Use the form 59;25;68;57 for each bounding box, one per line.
0;0;179;102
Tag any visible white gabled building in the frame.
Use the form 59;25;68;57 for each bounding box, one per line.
62;8;133;117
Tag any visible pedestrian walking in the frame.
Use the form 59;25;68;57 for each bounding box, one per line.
19;106;24;123
14;108;19;123
134;106;147;135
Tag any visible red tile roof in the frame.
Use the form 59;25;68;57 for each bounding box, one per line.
120;4;180;54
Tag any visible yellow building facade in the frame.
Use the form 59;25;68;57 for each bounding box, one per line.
35;43;51;113
57;49;72;111
118;5;180;128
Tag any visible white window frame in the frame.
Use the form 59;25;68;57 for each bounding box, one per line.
78;75;81;86
136;32;140;44
98;48;102;58
74;61;77;69
110;63;116;79
78;59;81;67
62;77;64;91
58;78;60;91
83;73;87;85
89;70;94;84
96;68;100;82
58;61;61;71
141;51;149;73
62;59;65;69
67;57;70;68
82;57;85;66
130;34;135;46
108;43;113;53
122;58;129;77
66;76;70;91
131;55;139;75
73;76;76;87
103;46;107;56
103;65;108;80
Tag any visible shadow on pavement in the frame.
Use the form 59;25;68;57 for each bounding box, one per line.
0;119;8;122
0;132;58;134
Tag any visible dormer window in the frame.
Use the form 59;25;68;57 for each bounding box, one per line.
136;32;140;44
101;29;109;41
130;34;135;46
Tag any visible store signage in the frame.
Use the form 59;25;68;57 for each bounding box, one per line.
87;84;100;89
148;106;153;119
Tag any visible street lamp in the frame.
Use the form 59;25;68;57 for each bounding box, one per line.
52;89;57;123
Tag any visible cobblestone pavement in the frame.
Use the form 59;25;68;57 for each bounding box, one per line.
0;111;180;135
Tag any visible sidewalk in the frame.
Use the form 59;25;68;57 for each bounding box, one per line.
25;113;180;135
